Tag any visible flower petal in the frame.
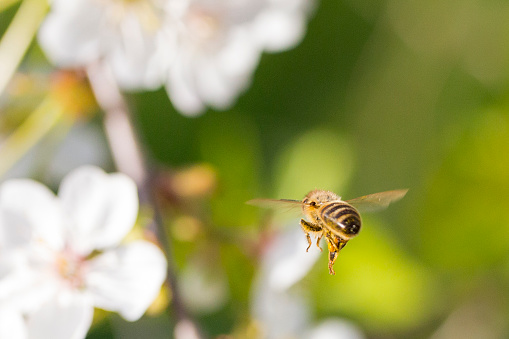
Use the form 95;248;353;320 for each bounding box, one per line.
0;308;27;339
307;319;365;339
0;249;60;314
0;179;64;251
253;9;306;51
107;14;167;90
260;225;321;291
0;252;36;306
26;291;93;339
166;59;207;115
39;0;169;90
37;0;105;67
58;166;139;255
251;283;310;339
85;241;167;321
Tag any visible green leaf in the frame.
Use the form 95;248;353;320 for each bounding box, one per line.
420;111;509;273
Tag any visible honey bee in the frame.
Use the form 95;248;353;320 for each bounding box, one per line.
247;189;408;275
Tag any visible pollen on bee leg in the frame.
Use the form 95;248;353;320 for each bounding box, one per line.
325;236;340;275
328;251;338;275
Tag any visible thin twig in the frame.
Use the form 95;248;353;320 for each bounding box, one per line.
0;96;65;177
86;62;202;339
0;0;48;96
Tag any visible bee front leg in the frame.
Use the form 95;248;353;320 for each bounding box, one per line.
300;219;322;252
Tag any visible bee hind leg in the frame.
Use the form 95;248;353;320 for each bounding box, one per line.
326;236;348;275
300;219;322;252
328;251;338;275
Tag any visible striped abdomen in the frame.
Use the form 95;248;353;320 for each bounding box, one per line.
319;202;361;239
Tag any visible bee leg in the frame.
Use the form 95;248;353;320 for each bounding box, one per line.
316;234;323;252
326;236;348;275
300;219;322;252
326;237;339;275
305;234;312;252
328;252;338;275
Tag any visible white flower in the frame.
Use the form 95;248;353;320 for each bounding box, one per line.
0;166;167;339
251;226;317;338
38;0;169;89
163;0;313;115
37;0;313;115
257;223;321;292
0;308;27;339
251;226;364;339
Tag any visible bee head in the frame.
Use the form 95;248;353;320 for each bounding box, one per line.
303;197;318;207
302;197;321;221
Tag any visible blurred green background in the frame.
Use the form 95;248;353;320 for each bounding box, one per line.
3;0;509;338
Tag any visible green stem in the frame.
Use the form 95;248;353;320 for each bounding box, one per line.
0;97;64;177
0;0;21;12
0;0;49;96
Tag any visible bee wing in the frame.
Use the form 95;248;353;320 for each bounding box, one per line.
246;198;304;213
345;189;408;213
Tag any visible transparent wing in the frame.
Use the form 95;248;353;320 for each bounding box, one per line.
345;189;408;213
246;198;305;213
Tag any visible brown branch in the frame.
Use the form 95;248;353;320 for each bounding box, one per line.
85;62;202;339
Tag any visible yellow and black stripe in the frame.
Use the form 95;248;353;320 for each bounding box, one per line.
320;202;361;239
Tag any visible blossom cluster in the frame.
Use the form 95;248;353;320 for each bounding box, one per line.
38;0;313;115
0;166;167;339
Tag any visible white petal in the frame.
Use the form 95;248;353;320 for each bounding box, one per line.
195;33;259;109
251;226;316;338
251;284;310;339
37;0;105;67
260;225;321;291
165;36;259;114
85;241;167;321
307;319;365;339
217;29;261;78
0;251;60;314
0;252;34;304
39;0;169;90
0;179;64;251
253;10;306;51
58;166;139;255
26;291;94;339
108;15;167;90
0;308;27;339
166;58;207;115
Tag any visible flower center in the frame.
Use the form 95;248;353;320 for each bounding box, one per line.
56;250;86;289
184;6;221;42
